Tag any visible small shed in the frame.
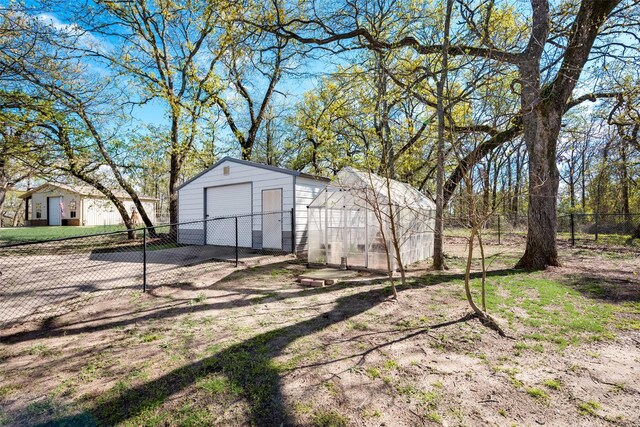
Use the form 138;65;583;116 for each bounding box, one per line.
19;183;157;226
307;167;435;270
177;157;329;252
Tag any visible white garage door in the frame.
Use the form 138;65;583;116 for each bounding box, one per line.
206;183;252;247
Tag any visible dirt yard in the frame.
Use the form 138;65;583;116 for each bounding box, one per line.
0;237;639;426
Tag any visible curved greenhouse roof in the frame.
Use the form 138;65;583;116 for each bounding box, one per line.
308;167;435;210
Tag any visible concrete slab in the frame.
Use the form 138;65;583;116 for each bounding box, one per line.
298;268;359;285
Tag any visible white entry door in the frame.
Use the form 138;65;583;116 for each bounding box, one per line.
262;189;282;249
48;197;62;226
206;183;252;247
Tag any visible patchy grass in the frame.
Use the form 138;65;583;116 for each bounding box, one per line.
140;333;162;343
311;409;349;427
196;374;242;396
526;387;549;402
462;273;617;348
578;400;600;416
365;367;381;379
27;344;60;358
542;379;561;390
558;232;640;248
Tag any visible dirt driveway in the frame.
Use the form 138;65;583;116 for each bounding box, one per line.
0;245;285;325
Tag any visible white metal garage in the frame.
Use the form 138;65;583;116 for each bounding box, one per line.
177;157;329;253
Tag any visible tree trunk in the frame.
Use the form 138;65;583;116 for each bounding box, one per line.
482;162;490;214
0;156;8;228
265;112;275;165
433;0;453;271
506;151;513;214
0;190;5;228
513;143;522;224
619;143;630;215
516;105;561;269
80;110;156;229
581;148;587;211
77;173;136;238
310;138;320;174
12;203;22;226
515;0;619;269
169;154;180;226
491;157;500;211
569;162;576;209
168;110;182;227
57;126;137;238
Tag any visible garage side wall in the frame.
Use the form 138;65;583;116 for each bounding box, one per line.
294;177;327;253
178;160;295;247
83;198;156;226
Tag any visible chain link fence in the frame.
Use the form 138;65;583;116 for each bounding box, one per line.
443;214;527;245
444;213;640;246
558;213;640;245
0;210;294;326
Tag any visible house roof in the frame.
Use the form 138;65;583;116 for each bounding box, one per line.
19;183;157;201
309;167;435;210
177;156;330;190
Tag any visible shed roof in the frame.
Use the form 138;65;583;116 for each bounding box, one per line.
19;183;157;201
177;156;330;190
309;167;435;210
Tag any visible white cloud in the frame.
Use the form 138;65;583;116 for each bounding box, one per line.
37;13;108;51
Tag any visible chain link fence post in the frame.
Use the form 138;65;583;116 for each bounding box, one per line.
143;227;147;293
235;216;239;267
570;213;575;246
291;208;296;254
595;212;599;241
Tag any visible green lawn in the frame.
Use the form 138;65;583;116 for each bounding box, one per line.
0;225;129;245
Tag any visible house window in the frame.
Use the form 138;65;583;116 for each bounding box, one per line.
223;166;230;175
35;202;42;219
69;200;77;218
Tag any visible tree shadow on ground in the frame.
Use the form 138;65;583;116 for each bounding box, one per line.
2;265;519;345
32;268;521;426
560;275;640;303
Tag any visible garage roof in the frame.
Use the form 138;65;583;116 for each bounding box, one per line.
177;157;330;190
19;183;158;201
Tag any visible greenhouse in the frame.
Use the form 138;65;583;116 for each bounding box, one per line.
307;167;436;271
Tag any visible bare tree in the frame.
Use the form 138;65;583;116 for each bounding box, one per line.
215;34;292;160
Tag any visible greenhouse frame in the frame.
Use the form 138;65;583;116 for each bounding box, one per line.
307;167;436;271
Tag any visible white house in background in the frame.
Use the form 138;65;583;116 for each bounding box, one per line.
19;183;157;227
177;157;329;252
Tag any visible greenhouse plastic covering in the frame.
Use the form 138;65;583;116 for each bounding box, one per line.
308;167;435;270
